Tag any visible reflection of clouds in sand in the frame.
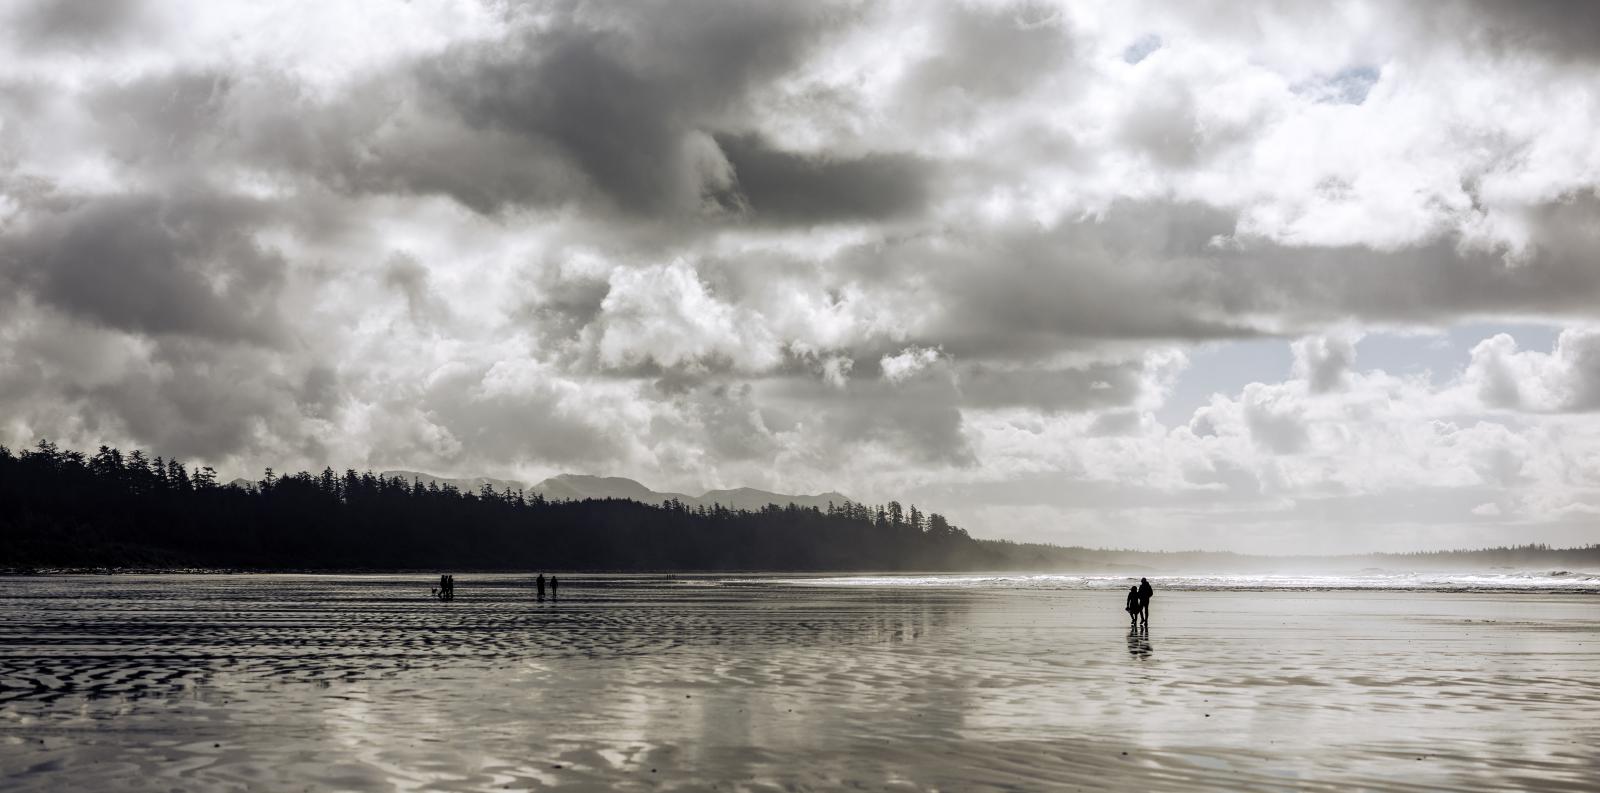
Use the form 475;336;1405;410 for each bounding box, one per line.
1;578;1597;790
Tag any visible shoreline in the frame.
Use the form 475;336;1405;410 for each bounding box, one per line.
3;568;1597;595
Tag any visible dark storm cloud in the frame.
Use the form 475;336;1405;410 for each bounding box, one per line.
77;66;574;215
88;70;232;168
297;365;343;422
834;201;1257;359
0;302;335;461
9;0;147;51
1454;0;1600;61
1218;195;1600;325
415;0;842;215
714;133;931;223
1;191;287;344
826;195;1600;370
81;340;300;461
59;2;849;220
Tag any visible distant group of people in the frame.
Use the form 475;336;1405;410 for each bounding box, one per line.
1124;577;1154;627
430;573;559;600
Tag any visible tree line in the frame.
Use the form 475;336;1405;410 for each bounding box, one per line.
0;440;1069;571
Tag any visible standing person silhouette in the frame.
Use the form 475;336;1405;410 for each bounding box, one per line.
550;576;559;600
536;573;546;601
1125;585;1141;626
1138;577;1153;626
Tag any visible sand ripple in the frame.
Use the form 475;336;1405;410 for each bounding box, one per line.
1;575;1596;791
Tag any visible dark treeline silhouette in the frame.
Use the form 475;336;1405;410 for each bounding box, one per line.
0;441;1076;571
6;441;1597;573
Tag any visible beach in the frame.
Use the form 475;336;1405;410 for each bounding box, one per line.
1;574;1596;791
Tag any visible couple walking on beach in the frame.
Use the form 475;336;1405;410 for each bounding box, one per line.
535;573;559;600
1125;577;1153;626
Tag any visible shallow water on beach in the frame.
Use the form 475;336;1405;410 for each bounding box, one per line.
1;575;1596;791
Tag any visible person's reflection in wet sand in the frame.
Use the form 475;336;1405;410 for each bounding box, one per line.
1127;625;1151;659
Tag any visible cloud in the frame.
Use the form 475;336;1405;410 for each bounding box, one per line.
1;190;287;345
1292;333;1359;393
1240;383;1310;455
1466;327;1600;412
1452;0;1600;62
900;1;1073;116
411;0;842;216
881;346;942;384
592;260;783;374
383;252;453;328
1;1;1599;552
6;0;151;51
713;132;931;223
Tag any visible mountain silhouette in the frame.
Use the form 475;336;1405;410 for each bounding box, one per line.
531;474;849;511
380;470;527;496
381;470;850;510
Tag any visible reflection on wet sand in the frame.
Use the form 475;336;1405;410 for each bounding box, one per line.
1127;626;1152;659
1;575;1596;791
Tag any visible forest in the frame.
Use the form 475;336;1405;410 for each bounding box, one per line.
0;440;1081;571
6;441;1596;572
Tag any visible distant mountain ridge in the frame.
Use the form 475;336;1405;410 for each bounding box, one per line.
379;470;851;512
381;470;528;498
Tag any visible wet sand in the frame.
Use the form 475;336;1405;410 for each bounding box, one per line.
1;575;1596;791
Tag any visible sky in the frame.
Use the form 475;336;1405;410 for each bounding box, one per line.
1;0;1598;554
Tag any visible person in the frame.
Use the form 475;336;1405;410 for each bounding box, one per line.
536;573;546;600
550;576;559;600
1125;585;1141;626
1138;577;1153;626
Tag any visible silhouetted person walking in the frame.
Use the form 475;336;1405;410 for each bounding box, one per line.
1125;585;1141;626
550;576;559;600
536;573;545;600
1138;577;1153;626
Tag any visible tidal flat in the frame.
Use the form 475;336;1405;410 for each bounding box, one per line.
1;574;1596;791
